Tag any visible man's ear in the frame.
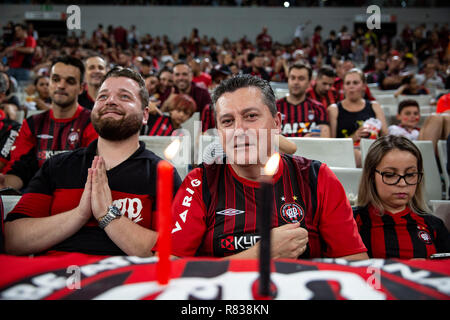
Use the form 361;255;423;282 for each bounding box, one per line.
78;81;85;95
273;111;282;134
143;106;149;125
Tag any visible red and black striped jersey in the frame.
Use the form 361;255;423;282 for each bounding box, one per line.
4;140;182;256
170;154;366;258
0;196;4;254
333;77;376;101
305;82;338;108
201;104;216;133
353;205;450;259
0;118;21;166
141;114;174;136
276;97;329;137
3;105;98;188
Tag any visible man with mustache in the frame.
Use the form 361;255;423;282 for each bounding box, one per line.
0;56;98;192
170;74;368;261
4;67;182;256
78;55;108;110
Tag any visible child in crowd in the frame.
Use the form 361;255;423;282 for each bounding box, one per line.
142;93;196;136
353;135;450;259
388;99;421;141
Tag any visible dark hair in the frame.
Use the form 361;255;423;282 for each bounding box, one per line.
51;56;85;84
158;67;173;78
14;23;26;30
34;75;49;86
0;74;7;95
288;62;312;81
317;66;336;79
211;74;276;119
84;54;106;65
173;61;191;71
397;99;420;114
101;67;149;110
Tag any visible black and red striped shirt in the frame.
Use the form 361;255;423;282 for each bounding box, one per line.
3;105;98;188
353;205;450;259
171;154;366;258
141;114;175;136
305;82;338;108
4;140;182;256
201;104;216;133
276;97;328;137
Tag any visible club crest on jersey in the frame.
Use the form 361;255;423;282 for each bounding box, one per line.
67;131;80;146
417;230;432;244
216;208;245;216
280;202;304;224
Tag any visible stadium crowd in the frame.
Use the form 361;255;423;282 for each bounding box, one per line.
0;18;449;260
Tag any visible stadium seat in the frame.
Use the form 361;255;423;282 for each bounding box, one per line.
138;135;191;180
413;141;443;201
397;94;432;106
429;200;450;231
181;112;201;166
26;109;45;118
1;195;21;220
290;137;356;168
437;140;449;200
329;167;362;204
15;110;25;124
375;94;397;106
360;138;375;164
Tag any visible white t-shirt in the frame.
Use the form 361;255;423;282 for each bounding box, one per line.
388;125;420;141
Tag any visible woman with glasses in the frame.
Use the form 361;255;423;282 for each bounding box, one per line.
353;135;449;259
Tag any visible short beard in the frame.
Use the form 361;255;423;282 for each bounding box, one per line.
92;112;143;141
52;96;76;109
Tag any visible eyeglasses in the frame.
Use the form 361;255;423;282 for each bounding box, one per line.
375;170;423;185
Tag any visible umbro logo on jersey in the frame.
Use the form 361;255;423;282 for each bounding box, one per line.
216;208;245;216
37;134;53;139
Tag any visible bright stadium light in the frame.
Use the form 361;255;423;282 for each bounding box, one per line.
284;1;290;8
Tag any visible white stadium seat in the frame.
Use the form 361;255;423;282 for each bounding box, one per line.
138;135;191;180
330;167;362;203
437;140;449;200
2;195;21;219
290;137;356;168
429;200;450;231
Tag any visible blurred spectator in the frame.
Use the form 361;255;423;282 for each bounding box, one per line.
380;55;406;90
0;73;21;171
142;93;196;136
189;58;212;89
366;58;387;86
306;66;338;108
277;62;330;138
78;55;108;110
0;56;98;192
328;68;388;167
256;27;272;51
144;73;160;101
160;61;211;113
394;75;429;98
157;67;173;97
2;23;36;82
0;71;21;121
415;59;445;92
388;99;421;141
242;52;270;81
